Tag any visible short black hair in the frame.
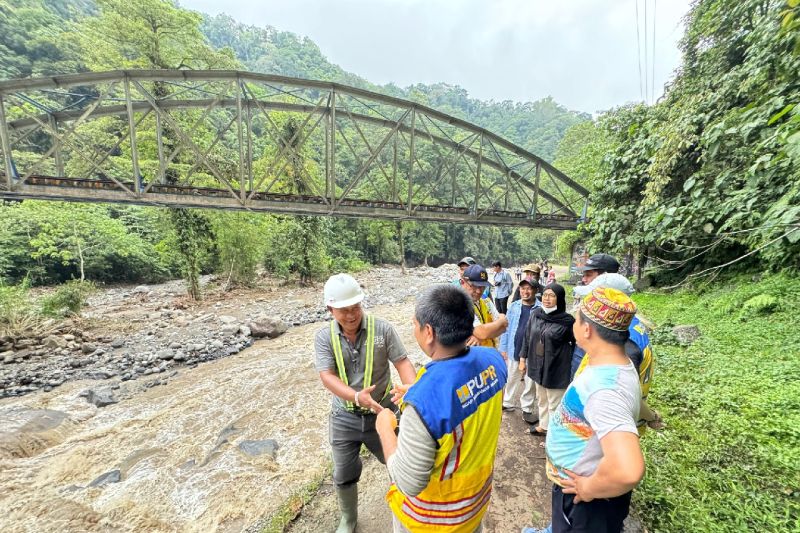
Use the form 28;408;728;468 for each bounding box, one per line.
492;261;502;267
579;311;630;346
415;285;474;347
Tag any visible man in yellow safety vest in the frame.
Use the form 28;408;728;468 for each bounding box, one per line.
460;264;508;352
376;284;508;532
315;273;418;533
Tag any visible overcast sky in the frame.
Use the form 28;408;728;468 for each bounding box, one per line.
181;0;691;114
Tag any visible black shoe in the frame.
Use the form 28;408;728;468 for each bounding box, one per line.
502;405;515;412
522;411;539;425
529;426;547;436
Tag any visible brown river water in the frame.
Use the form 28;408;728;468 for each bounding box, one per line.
0;300;427;533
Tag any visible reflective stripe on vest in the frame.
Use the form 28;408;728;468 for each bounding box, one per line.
330;315;390;412
386;347;507;532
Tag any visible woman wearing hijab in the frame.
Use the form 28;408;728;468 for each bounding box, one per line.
518;283;576;436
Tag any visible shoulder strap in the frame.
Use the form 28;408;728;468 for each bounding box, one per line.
363;315;375;389
330;320;355;411
331;316;388;411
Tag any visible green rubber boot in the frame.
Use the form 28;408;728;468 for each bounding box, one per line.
335;484;358;533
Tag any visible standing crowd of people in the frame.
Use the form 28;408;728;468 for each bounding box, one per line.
314;253;661;533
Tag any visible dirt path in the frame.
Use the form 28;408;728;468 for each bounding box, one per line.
286;406;553;533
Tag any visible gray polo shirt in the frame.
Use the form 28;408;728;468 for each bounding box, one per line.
315;315;408;410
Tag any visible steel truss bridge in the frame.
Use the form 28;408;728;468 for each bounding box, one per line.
0;70;588;229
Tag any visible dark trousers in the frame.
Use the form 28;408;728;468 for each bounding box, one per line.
495;296;509;314
329;406;385;487
551;484;631;533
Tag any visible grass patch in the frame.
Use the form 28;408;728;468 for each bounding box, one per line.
632;273;800;532
0;278;93;339
259;462;332;533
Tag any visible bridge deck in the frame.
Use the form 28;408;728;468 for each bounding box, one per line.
0;175;580;229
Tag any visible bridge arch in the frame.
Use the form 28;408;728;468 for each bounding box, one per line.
0;70;588;228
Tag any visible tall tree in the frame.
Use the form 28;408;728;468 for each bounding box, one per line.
76;0;238;298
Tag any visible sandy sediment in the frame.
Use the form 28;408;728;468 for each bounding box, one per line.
0;298;431;533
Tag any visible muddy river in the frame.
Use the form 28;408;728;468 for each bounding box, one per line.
0;300;433;533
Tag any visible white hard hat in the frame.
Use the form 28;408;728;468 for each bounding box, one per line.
323;273;364;308
573;273;635;299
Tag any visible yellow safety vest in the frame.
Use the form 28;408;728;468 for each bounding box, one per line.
330;315;391;413
386;347;506;532
473;298;498;349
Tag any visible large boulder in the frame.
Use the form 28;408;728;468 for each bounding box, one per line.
238;439;279;459
43;335;67;349
219;315;237;325
88;469;121;487
81;343;97;354
248;317;288;339
672;325;701;346
83;388;118;408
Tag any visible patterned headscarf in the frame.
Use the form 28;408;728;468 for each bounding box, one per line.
580;287;637;331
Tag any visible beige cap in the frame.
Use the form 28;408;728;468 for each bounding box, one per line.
523;263;541;274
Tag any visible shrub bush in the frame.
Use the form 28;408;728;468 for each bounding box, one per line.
0;279;46;340
40;280;96;317
632;274;800;531
740;294;780;316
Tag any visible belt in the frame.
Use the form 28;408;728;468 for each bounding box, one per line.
346;408;377;417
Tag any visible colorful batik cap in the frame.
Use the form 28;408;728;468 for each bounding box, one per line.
580;287;637;331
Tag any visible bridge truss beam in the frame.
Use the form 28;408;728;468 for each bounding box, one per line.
0;70;589;229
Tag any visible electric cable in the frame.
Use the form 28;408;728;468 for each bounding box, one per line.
643;0;649;103
652;0;657;103
634;0;644;102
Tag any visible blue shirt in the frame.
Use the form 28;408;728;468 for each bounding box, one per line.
514;304;533;357
493;270;513;299
499;298;540;360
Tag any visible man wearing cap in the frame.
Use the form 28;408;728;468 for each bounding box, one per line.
460;264;508;350
491;261;514;314
499;277;540;423
315;273;418;533
572;273;662;434
570;254;622;379
577;253;621;286
522;287;645;533
511;263;542;304
453;256;477;284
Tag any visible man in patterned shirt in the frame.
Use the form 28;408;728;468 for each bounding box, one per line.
523;287;644;533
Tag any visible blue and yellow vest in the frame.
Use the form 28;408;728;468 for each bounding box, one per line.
386;346;508;532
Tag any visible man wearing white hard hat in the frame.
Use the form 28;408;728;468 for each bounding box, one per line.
314;273;417;533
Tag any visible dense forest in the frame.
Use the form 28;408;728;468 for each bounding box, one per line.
0;0;587;290
0;0;798;293
571;0;800;282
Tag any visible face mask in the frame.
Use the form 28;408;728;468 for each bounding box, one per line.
542;305;557;314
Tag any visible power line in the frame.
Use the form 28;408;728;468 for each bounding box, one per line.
643;0;649;103
652;0;657;104
634;0;644;102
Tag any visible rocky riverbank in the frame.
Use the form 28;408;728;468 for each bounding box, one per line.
0;266;453;400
